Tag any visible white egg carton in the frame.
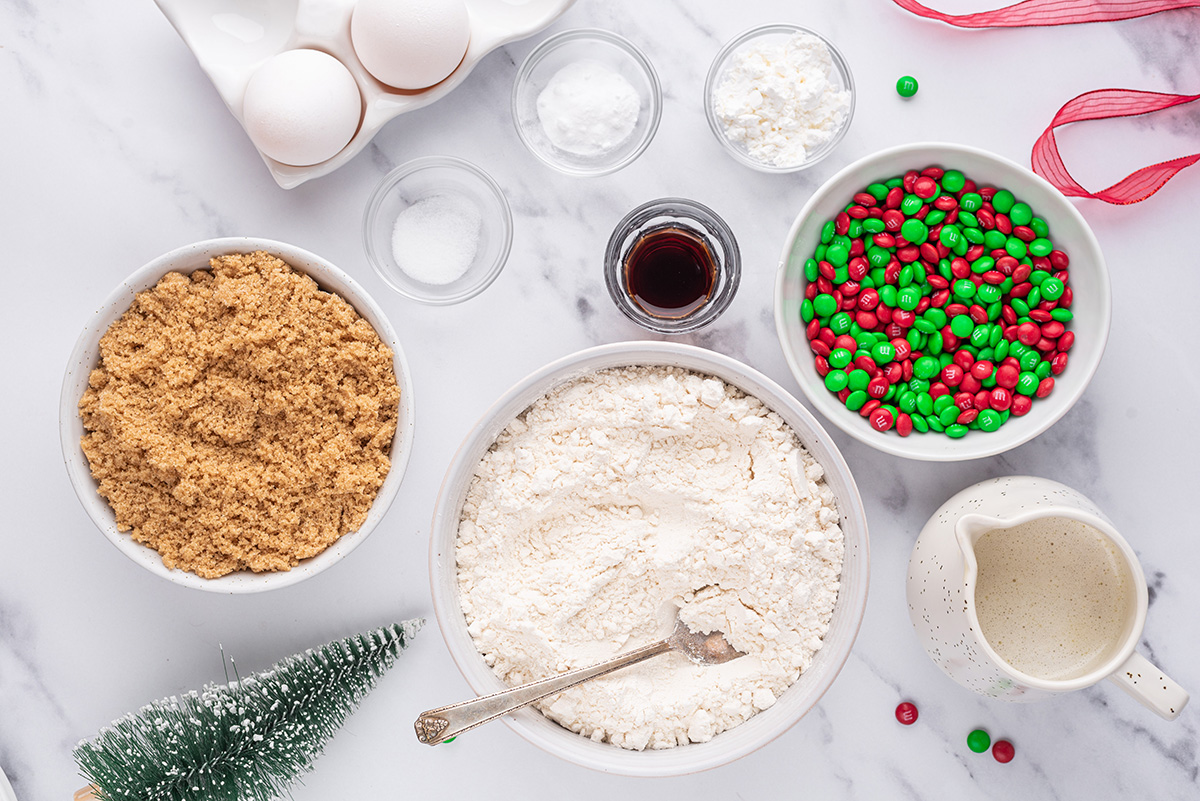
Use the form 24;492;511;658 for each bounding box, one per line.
155;0;575;188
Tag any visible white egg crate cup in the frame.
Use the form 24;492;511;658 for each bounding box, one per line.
155;0;575;188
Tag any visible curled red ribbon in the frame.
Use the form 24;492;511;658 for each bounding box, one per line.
892;0;1200;203
892;0;1199;27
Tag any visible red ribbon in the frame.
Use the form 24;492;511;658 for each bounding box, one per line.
892;0;1200;203
892;0;1199;27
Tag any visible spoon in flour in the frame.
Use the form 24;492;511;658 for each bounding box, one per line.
414;615;745;745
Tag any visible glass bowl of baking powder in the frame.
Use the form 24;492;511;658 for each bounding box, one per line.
513;28;663;177
704;24;855;173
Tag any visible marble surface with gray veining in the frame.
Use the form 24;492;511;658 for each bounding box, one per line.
2;1;1198;799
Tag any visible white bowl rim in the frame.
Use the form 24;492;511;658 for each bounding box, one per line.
773;141;1112;461
59;237;416;594
428;340;870;775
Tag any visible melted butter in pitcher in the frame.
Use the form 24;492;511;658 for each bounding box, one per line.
973;517;1133;681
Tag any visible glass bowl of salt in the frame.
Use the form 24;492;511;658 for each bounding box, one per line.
513;28;662;177
363;155;513;304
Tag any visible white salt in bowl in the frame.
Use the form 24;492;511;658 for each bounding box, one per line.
60;238;415;594
363;156;513;304
429;341;869;775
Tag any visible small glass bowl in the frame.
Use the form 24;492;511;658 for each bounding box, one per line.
363;156;513;305
704;23;855;173
604;198;740;335
513;28;662;177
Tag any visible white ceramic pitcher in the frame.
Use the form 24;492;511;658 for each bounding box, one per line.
907;475;1188;720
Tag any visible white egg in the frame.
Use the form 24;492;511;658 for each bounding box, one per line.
242;49;362;167
351;0;471;90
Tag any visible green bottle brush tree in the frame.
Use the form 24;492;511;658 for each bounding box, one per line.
74;620;422;801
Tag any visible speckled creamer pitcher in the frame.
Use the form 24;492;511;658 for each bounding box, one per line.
907;476;1188;720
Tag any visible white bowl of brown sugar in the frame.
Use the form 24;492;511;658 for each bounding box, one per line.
60;238;415;593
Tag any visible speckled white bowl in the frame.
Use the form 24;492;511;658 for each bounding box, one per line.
429;341;869;775
60;238;415;593
775;142;1111;461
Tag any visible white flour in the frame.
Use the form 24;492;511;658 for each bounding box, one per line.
456;367;844;750
713;32;850;168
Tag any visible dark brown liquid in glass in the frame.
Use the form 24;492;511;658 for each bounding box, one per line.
623;226;716;319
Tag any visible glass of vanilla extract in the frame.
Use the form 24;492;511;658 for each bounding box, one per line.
604;198;740;334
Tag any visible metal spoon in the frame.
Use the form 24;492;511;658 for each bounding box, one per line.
414;615;745;745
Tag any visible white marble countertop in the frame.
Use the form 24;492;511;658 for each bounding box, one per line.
3;1;1198;799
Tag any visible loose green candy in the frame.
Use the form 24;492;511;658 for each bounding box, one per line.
960;192;983;212
825;371;849;392
897;286;921;311
1040;276;1064;300
898;264;915;287
992;191;1015;213
912;414;930;433
925;209;947;227
1009;202;1033;226
830;312;853;335
933;394;956;415
964;227;985;245
953;279;976;300
924;307;948;328
1029;238;1053;257
1051;308;1073;322
970;326;990;349
867;182;890;201
848;369;870;391
1036;360;1053;379
967;729;991;753
804;258;820;281
976;284;1002;304
1020;350;1040;371
941;169;966;193
820;220;836;244
872;342;896;364
901;194;924;215
914;355;940;379
829;348;853;368
946;424;968;439
1027;286;1041;307
863;217;886;234
1005;238;1028;259
940;225;962;248
886;177;904;188
896;75;919;97
898;392;918;413
846;390;867;411
928;331;944;354
909;378;930;393
928;416;946;432
801;299;814;322
1017;371;1039;395
994;339;1010;360
983;230;1007;250
880;285;899;306
916;392;934;415
978;409;1003;431
939;405;960;426
827;243;849;266
950;315;974;337
901;218;929;245
1030;217;1050;237
814;293;838;317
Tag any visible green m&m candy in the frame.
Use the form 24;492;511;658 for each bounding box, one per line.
896;75;919;97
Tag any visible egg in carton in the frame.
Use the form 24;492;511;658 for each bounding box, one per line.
154;0;576;188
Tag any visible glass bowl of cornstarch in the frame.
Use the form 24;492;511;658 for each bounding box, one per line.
705;24;855;173
513;28;662;177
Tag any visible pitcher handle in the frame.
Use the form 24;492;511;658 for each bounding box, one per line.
1106;651;1189;721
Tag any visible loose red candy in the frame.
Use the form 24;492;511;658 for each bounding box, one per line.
870;407;894;431
992;740;1016;763
895;702;919;725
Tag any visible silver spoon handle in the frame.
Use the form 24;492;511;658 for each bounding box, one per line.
415;638;673;745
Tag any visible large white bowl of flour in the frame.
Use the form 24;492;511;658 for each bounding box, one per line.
429;342;869;775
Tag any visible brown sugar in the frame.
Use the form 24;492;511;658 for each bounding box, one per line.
78;252;400;579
